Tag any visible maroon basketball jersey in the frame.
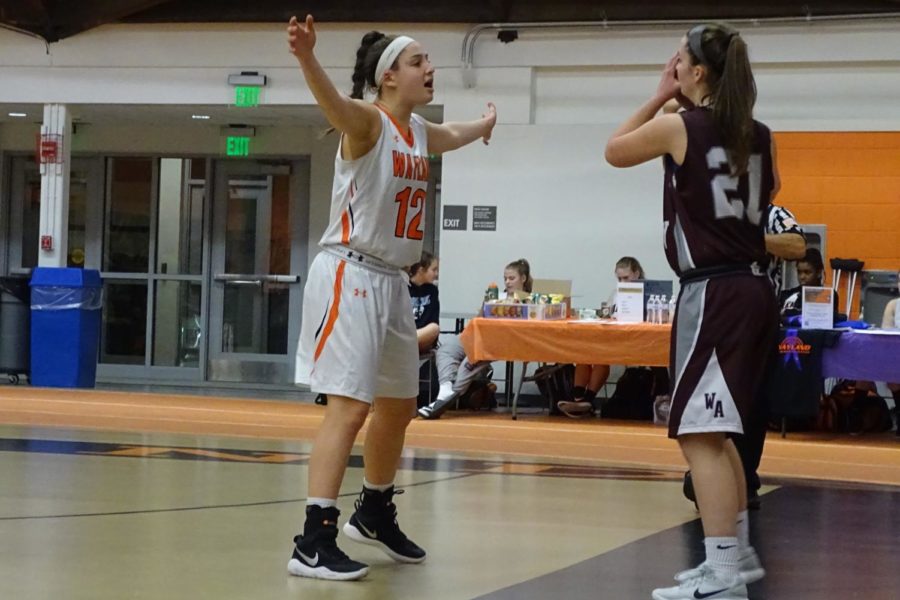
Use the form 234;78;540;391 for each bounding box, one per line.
663;108;774;277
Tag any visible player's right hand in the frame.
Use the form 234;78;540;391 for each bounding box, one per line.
655;53;680;103
288;14;316;58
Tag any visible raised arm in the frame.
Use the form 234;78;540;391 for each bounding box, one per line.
288;15;380;143
765;204;806;260
765;232;806;260
605;54;687;167
425;103;497;155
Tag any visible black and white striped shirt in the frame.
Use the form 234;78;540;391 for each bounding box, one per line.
766;204;804;295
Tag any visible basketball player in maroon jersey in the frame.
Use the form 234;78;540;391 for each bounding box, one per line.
606;23;777;600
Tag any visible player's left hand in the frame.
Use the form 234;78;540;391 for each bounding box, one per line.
481;102;497;145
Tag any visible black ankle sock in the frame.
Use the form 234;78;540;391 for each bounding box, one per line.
573;386;586;400
583;389;598;404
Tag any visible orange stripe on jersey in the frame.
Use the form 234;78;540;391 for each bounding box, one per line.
376;104;414;147
340;210;351;244
314;260;347;363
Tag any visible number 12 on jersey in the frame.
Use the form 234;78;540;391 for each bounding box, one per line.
394;186;426;240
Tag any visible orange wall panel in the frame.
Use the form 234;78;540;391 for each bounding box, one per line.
773;132;900;318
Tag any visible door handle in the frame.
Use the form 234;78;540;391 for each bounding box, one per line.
214;274;301;284
222;279;262;287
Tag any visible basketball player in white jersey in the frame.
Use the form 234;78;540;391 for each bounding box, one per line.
286;15;496;581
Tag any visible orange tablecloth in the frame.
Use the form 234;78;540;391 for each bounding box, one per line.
459;318;672;366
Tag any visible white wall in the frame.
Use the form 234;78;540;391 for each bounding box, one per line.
439;21;900;311
1;19;898;311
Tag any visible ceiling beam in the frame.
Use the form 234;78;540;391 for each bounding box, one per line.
24;0;175;41
3;1;899;42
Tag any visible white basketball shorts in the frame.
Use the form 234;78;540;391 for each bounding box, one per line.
295;248;419;403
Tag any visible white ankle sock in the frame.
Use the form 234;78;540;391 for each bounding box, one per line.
436;382;454;401
736;510;750;550
704;536;739;581
363;479;393;492
307;497;336;509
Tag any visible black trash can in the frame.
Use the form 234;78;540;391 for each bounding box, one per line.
0;276;31;383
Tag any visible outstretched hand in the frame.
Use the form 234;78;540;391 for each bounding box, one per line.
655;53;681;103
287;14;316;59
481;102;497;145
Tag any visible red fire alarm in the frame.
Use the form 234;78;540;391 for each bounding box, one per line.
38;134;62;164
40;235;53;251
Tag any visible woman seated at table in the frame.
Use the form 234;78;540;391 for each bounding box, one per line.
558;256;645;418
417;258;532;420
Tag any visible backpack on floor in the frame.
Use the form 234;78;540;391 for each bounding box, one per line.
533;364;575;414
456;369;497;411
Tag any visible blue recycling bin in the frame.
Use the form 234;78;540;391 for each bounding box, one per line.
30;268;102;388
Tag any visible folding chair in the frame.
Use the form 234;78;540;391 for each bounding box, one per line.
830;258;865;320
511;362;571;420
418;350;437;405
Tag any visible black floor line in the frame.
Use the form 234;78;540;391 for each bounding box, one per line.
0;472;478;522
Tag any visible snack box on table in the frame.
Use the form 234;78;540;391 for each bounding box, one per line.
482;302;567;320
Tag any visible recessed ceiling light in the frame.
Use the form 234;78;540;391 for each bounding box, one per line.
8;112;27;118
191;114;211;120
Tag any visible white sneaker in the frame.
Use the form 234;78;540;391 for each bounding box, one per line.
653;565;748;600
674;547;765;585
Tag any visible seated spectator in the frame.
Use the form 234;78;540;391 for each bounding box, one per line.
880;271;900;434
408;251;440;354
417;258;532;420
856;269;900;435
779;247;839;324
558;256;645;418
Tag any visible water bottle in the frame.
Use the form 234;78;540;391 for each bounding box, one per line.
659;294;669;324
647;295;657;324
668;294;677;324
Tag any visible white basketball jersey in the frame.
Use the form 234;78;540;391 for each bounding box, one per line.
320;107;430;268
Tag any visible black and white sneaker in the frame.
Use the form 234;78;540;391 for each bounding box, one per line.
343;487;426;564
417;396;455;420
287;506;369;581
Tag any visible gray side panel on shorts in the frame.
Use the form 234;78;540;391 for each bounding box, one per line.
672;280;706;396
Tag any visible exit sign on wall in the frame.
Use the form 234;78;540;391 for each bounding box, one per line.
226;136;250;157
234;86;260;107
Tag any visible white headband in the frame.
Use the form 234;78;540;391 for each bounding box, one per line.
374;36;415;87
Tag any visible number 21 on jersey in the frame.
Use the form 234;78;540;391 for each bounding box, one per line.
394;186;425;240
706;147;763;226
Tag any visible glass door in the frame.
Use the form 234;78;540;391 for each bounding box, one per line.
96;157;208;381
207;160;308;384
7;155;103;274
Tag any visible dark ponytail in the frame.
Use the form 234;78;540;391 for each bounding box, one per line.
408;251;437;278
350;31;395;99
686;23;757;176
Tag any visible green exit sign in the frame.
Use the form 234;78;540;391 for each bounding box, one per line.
226;136;250;156
235;86;260;107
